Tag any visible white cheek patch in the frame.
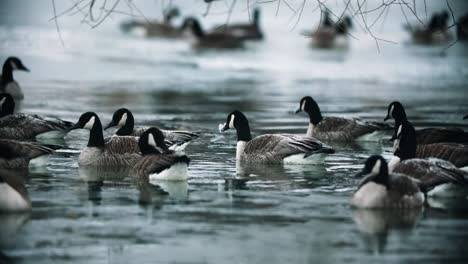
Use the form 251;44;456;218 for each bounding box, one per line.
301;100;305;111
0;97;5;109
397;125;402;137
393;138;400;153
370;159;381;176
83;116;95;130
148;134;157;148
10;61;19;70
118;113;127;126
229;114;235;129
389;105;394;118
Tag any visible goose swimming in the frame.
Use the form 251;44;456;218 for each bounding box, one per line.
0;57;29;100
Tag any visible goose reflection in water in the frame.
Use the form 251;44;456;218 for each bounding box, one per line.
351;207;423;255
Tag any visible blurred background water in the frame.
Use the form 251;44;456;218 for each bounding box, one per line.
1;0;468;263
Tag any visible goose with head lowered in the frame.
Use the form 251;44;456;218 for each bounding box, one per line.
104;108;199;151
0;93;73;140
181;17;244;49
384;101;468;144
133;127;190;181
219;110;334;164
350;155;425;209
389;121;468;197
0;57;29;100
295;96;391;142
0;139;60;168
70;112;141;167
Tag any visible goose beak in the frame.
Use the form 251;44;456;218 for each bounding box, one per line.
384;115;390;121
219;123;228;133
19;65;29;72
69;123;81;131
295;108;301;114
104;121;115;130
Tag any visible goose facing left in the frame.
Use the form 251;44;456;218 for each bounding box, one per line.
0;57;29;100
219;110;334;164
70;112;141;167
0;93;74;140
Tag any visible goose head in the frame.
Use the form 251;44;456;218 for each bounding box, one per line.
355;155;390;189
219;110;252;141
252;8;261;25
3;57;29;73
139;127;169;155
295;96;323;125
104;108;133;131
164;7;180;23
181;17;204;38
70;112;101;131
384;101;406;122
0;93;15;118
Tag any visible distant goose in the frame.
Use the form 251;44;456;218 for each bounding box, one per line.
384;101;468;144
0;93;74;139
212;8;263;41
181;17;244;49
389;121;468;197
0;57;29;100
219;110;335;164
0;139;59;168
306;13;353;49
296;96;391;142
70;112;141;167
144;7;183;38
350;155;425;208
133;127;190;181
104;108;199;151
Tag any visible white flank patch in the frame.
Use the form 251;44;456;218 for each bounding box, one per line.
389;105;394;118
283;153;328;165
149;163;188;181
36;130;67;140
306;123;315;138
427;183;468;198
169;142;190;152
236;141;247;162
83;116;95;130
229;114;235;129
459;166;468;174
0;183;30;212
387;156;400;172
150;180;188;199
29;154;51;167
350;182;387;208
118;113;127;126
356;130;387;142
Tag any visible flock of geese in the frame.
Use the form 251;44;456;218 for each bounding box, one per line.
1;44;468;214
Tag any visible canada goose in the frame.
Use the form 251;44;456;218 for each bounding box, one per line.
104;108;199;151
0;139;59;168
181;17;244;49
389;121;468;197
219;110;335;164
145;7;183;38
0;93;74;139
0;57;29;100
212;8;263;41
70;112;141;167
406;11;453;45
296;96;391;142
384;101;468;144
350;155;425;208
133;127;190;181
0;170;31;212
307;13;352;49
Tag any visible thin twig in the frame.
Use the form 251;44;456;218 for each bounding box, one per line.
51;0;65;47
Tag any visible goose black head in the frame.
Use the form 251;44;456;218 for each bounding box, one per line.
181;17;204;38
356;155;389;188
0;93;15;118
384;101;407;122
393;120;417;160
464;114;468;120
252;8;261;25
164;7;180;23
70;112;100;131
104;108;134;131
139;127;169;155
218;110;252;141
3;57;29;72
295;96;323;125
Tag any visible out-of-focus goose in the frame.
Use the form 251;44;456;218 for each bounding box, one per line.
406;11;453;45
0;170;31;212
0;57;29;100
384;101;468;144
145;7;182;38
104;108;199;151
306;12;353;49
0;93;73;139
389;121;468;197
212;8;263;41
219;110;335;164
181;17;244;49
70;112;141;167
133;127;190;181
0;139;59;168
295;96;391;142
350;155;425;208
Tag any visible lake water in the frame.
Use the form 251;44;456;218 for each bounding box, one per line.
1;1;468;263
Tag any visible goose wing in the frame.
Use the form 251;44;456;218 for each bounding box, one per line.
131;126;147;137
317;117;390;140
416;143;468;167
393;158;468;189
0;139;54;159
162;130;199;147
416;128;468;144
104;136;140;154
133;153;190;175
244;134;334;159
0;113;73;139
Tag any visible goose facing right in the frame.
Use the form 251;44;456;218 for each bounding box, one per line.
0;93;74;139
181;17;244;49
219;110;334;164
296;96;391;142
0;57;29;99
70;112;141;167
212;8;263;41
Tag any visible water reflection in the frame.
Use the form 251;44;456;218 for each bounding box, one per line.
351;208;423;254
0;212;30;239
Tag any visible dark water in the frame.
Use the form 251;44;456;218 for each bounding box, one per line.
1;1;468;263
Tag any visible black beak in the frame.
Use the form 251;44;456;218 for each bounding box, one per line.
104;121;115;130
69;123;82;131
19;64;29;72
219;123;229;133
384;115;390;121
295;108;301;114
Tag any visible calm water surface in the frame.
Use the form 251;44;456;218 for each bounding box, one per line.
1;1;468;263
